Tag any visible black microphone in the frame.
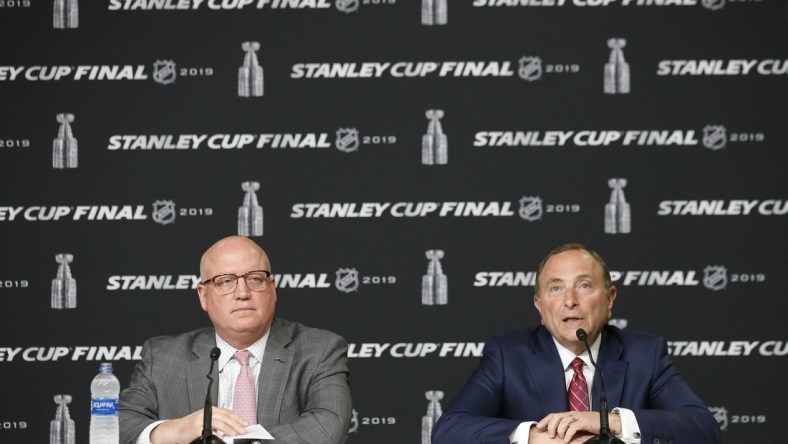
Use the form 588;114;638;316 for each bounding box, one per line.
191;347;226;444
576;329;625;444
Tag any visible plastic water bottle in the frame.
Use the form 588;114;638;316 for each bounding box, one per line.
89;362;119;444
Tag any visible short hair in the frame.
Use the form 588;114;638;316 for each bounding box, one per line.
534;243;613;296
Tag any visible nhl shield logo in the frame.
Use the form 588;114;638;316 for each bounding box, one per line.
519;196;543;221
152;200;176;225
607;318;628;329
335;128;360;153
703;265;727;291
336;0;359;13
152;60;177;85
702;125;727;150
335;268;359;293
518;56;543;81
709;406;729;431
701;0;725;11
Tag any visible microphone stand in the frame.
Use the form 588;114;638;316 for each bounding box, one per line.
191;348;226;444
576;329;625;444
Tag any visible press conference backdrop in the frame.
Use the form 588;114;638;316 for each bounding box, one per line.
1;0;786;442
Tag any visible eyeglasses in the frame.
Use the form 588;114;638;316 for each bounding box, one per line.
201;270;272;295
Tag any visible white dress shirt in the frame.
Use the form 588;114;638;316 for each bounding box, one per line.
215;331;268;412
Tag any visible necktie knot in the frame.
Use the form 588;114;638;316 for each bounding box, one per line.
570;357;584;373
234;350;251;366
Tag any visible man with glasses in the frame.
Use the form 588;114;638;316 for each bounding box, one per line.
120;236;352;444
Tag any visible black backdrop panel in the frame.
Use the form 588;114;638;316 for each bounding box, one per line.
1;1;786;442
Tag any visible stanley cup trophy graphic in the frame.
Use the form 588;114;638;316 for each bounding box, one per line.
422;250;448;305
238;181;264;237
53;0;78;29
422;0;447;25
422;109;448;165
50;394;75;444
51;254;77;309
53;113;78;169
604;38;630;94
238;41;264;97
605;178;631;234
421;391;444;444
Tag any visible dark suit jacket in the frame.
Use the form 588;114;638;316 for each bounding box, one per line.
119;318;352;444
431;325;720;444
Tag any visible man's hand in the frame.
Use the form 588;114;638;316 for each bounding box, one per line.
535;410;621;443
150;407;249;443
528;426;594;444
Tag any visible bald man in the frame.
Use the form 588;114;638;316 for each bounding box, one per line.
120;236;352;444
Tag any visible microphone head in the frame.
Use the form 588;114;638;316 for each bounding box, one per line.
576;329;588;342
210;347;221;360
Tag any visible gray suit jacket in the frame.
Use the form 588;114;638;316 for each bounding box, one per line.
119;318;352;444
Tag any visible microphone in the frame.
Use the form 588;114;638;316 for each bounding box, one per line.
576;329;625;444
190;347;226;444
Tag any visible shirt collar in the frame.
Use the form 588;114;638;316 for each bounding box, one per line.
552;332;602;371
215;329;270;372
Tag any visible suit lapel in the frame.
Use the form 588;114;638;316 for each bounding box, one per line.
593;328;627;409
187;329;219;412
529;327;570;414
258;320;295;424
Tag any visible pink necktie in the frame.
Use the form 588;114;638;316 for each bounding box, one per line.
568;357;590;411
233;350;257;424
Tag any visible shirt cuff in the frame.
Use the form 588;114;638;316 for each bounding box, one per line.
135;420;167;444
612;407;641;444
509;421;536;444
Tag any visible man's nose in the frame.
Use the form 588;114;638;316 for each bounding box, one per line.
562;289;578;307
234;279;252;299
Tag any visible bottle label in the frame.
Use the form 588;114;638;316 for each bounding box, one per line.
91;398;118;416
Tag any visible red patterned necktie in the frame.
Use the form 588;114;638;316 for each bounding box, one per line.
233;350;257;424
568;357;590;411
